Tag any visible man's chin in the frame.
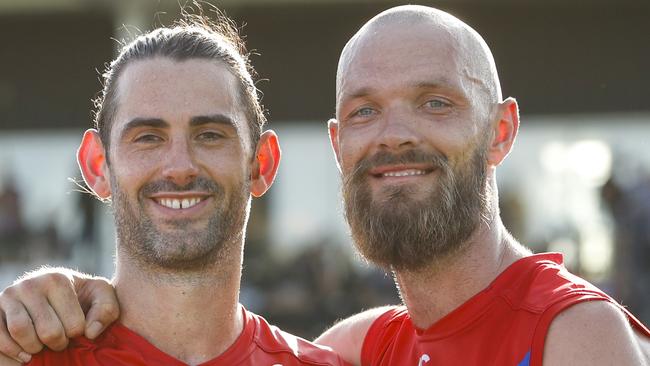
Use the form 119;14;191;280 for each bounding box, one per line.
155;216;208;227
370;196;433;218
371;185;437;205
352;241;427;272
143;239;224;270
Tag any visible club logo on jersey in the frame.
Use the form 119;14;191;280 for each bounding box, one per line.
418;354;430;366
516;351;531;366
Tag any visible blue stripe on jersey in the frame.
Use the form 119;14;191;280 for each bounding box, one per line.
517;351;531;366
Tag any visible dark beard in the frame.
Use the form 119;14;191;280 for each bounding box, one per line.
342;144;488;271
111;176;249;272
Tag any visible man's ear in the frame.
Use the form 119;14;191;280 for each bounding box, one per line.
250;130;281;198
77;129;111;199
327;118;342;172
487;97;519;166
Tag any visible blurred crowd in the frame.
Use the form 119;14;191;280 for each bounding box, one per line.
601;173;650;325
241;238;399;339
0;174;71;262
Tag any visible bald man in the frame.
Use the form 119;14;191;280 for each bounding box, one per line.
317;6;650;365
1;5;649;366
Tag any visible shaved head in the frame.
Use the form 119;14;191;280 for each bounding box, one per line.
336;5;502;118
331;5;514;270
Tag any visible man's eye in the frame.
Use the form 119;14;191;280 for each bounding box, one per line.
354;107;376;117
423;99;451;109
134;134;162;143
197;131;224;141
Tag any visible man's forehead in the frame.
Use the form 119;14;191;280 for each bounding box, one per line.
114;58;245;127
341;12;457;62
116;58;236;100
107;57;253;151
348;32;457;72
337;12;497;105
339;27;465;91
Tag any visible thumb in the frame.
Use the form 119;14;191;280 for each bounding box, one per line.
74;277;119;340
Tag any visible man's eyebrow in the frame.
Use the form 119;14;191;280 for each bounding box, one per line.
119;114;237;140
339;87;375;104
189;114;236;128
340;80;457;102
412;80;470;102
120;118;168;140
412;80;453;90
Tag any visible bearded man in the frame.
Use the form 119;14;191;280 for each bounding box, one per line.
1;5;649;366
317;6;650;365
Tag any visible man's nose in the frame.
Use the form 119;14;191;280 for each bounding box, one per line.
376;107;422;151
161;139;199;187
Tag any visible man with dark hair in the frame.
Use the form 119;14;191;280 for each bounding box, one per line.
0;8;347;366
2;4;650;366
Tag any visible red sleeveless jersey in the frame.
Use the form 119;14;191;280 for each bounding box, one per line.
28;306;349;366
361;253;650;366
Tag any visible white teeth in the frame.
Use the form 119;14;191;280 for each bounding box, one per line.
185;198;200;208
157;197;203;209
382;170;427;177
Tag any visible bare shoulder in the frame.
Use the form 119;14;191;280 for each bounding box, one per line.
315;306;396;366
543;300;648;366
640;328;650;363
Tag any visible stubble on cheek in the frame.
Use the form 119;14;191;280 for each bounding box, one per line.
109;175;250;272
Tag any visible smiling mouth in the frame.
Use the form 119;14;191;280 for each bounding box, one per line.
379;169;430;177
371;167;435;179
153;197;206;210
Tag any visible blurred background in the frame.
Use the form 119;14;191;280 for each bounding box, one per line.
1;0;649;338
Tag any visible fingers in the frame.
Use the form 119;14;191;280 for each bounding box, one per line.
13;273;80;352
45;276;86;340
23;295;69;352
74;277;119;340
0;315;32;364
0;352;24;366
0;270;85;356
0;268;117;364
0;291;42;354
84;303;117;340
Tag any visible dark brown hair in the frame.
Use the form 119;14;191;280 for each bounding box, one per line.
93;6;264;157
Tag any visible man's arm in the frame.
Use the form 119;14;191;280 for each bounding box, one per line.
543;301;649;366
0;267;119;364
315;306;394;366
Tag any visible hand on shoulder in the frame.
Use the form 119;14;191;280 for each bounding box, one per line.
0;267;119;364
